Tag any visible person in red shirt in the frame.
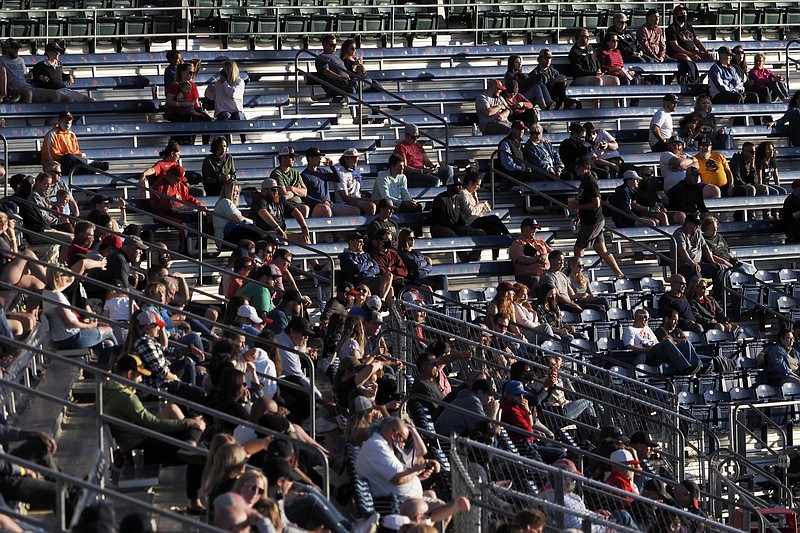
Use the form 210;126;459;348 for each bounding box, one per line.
369;228;407;300
150;166;204;255
605;448;641;506
393;124;454;188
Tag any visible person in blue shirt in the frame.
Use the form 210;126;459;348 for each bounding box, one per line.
301;147;360;216
766;327;800;387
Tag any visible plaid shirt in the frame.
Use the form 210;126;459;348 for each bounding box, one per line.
133;333;171;389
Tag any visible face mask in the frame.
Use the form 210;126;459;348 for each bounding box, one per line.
59;120;71;130
383;240;392;250
675;14;686;23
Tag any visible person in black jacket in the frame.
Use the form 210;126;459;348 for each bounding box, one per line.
782;179;800;242
569;27;621;89
559;123;611;180
31;42;93;102
606;13;650;63
666;167;710;219
430;176;484;262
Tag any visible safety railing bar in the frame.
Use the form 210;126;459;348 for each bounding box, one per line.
709;447;794;511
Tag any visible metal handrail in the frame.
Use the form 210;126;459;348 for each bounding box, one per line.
785;39;800;87
709;447;793;515
293;48;450;163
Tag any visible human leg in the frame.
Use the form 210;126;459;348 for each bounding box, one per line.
30;88;62;103
406;172;440;188
330;202;361;216
593;239;624;278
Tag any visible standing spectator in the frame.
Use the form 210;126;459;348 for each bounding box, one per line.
568;157;625;279
749;53;790;103
249;178;311;244
529;48;579;110
708;47;759;106
164;62;211;123
781;180;800;242
524;123;566;179
202;137;236;197
637;9;669;63
666;5;712;61
0;39;61;104
302;147;358;216
149;166;204;256
774;91;800;147
503;81;538;128
272;147;331;219
569;27;619;89
372;154;421;213
31;42;93;102
673;213;724;292
430;176;485;262
164;49;182;88
498;120;533;181
509;218;551;288
476;79;512;135
41;111;109;173
661;135;699;194
334;148;375;215
609;170;665;227
597;32;637;86
505;54;552;109
649;94;679;152
393;124;452;187
315;34;354;97
607;13;648;63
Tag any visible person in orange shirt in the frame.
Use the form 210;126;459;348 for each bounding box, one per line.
150;165;205;255
40;111;109;174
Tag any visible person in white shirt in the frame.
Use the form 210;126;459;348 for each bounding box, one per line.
623;308;701;374
660;135;699;193
649;93;679;152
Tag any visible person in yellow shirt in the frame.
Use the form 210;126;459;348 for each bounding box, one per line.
41;111;109;174
693;136;726;198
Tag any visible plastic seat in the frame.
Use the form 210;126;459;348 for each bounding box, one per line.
705;329;730;344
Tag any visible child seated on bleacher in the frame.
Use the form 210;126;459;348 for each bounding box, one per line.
103;280;137;348
50;189;74;233
176;81;213;120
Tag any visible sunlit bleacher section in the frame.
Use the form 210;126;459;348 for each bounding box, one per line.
3;0;800;531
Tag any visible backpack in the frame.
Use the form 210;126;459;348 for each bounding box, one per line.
677;59;700;85
755;342;775;368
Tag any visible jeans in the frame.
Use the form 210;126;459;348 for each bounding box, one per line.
407;165;453;188
522;82;553;108
649;339;700;373
52;328;118;350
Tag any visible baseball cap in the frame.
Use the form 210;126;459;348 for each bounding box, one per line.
261;178;278;190
663;93;680;102
237;304;263;324
100;234;122;250
123;235;148;250
520;217;541;229
337;281;359;295
365;295;383;312
698;135;712;146
285;316;315;337
378;198;396;210
684;212;701;225
137;309;166;327
59;110;75;120
613;12;629;22
630;431;659;447
167;165;187;182
493;79;506;91
352;395;374;413
599;425;626;440
343;148;362;157
552;458;583;476
267;438;295;459
305;147;325;158
3;39;20;50
717;46;734;57
348;231;366;242
2;201;21;221
472;378;497;397
404;123;419;136
503;380;526;396
263;458;295;482
367;310;383;324
646;8;659;16
642;478;673;501
610;448;639;465
511;120;528;131
445;176;463;187
278;146;296;158
90;194;113;207
45;41;65;53
667;135;684;145
673;3;687;12
116;354;152;376
622;170;642;181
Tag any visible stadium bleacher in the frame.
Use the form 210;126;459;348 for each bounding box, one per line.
3;2;800;531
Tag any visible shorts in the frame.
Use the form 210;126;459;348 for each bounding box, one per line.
575;218;606;250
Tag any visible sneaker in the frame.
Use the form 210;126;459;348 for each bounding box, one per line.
351;512;380;533
92;160;110;172
2;95;19;103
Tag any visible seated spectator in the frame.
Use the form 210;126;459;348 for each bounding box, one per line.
679;114;702;152
164;62;212;124
85;235;147;299
609;170;665;227
529;48;579;110
139;140;182;188
0;38;61;104
32;42;92;103
149;166;204;255
249;178;311;245
701;216;740;269
459;170;509;260
608;13;647;63
749;52;790;103
544;355;598;439
41;111;109;174
774;90;800;147
657;274;703;333
662;134;700;197
686;277;737;333
213;181;262;247
435;379;498;438
502;81;538;128
765;327;800;387
370;228;408;294
301;147;355;216
540;250;582;313
372;154;422;213
624;308;701;373
397;228;447;292
598;32;637;86
339;232;393;302
649;94;679;152
511;283;553;344
366;199;399;244
672;479;708;519
637;9;669;63
523;123;566;179
667;167;709;220
498;120;534;181
585;122;622;170
430;176;485;262
630;165;681;224
206;60;247;140
690;95;729;150
272;146;330;219
499;379;543;443
605;449;641;507
0;211;46;293
559;122;610;180
321;281;357;326
202;136;236;197
731;142;768;197
509;217;551;288
569;27;620;89
756;141;782;196
410;352;445;416
315;34;355;97
237;264;276;318
401;497;470;530
476;79;512;135
44;160;79;221
693;137;731;199
674;213;725;293
782;179;800;242
505;53;553;110
393;124;453;188
266;287;302;334
564;256;611;310
654;308;688;343
334;148;375;215
708;47;759;106
666;5;712;62
536;283;577;347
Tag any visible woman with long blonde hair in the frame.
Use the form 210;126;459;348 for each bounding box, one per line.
201;439;247;504
336;314;367;363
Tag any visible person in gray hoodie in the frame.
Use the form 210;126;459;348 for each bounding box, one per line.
434;379;499;437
